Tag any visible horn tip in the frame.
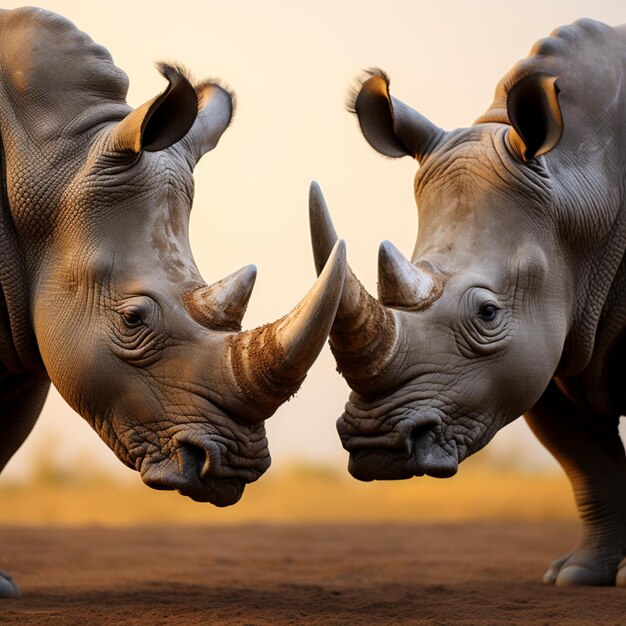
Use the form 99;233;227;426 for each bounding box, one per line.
332;238;347;260
227;264;257;293
378;240;401;265
309;183;339;277
309;179;321;195
241;263;257;281
308;180;327;214
318;239;347;287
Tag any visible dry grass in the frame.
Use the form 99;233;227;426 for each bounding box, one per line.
0;461;576;526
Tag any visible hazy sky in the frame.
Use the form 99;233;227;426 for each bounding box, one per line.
3;0;625;481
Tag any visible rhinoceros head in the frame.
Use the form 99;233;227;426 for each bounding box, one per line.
9;30;345;505
311;69;572;481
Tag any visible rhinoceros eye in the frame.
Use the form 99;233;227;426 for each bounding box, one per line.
478;303;499;322
457;290;510;357
121;308;143;328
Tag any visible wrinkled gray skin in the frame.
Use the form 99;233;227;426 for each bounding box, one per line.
0;8;346;597
310;18;626;587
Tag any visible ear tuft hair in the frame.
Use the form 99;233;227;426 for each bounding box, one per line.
346;67;390;115
156;61;196;86
195;78;237;125
109;61;199;155
345;67;444;162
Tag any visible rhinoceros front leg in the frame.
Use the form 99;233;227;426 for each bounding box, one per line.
525;382;626;587
0;372;50;598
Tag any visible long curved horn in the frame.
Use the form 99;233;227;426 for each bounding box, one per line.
309;182;399;392
184;265;257;332
224;239;347;421
378;241;441;310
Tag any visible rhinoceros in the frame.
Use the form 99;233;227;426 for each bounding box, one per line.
0;7;346;596
310;18;626;587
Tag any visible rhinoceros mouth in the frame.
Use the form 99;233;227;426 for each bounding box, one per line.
347;449;415;481
141;462;246;506
347;444;458;482
137;430;270;506
140;456;248;507
182;478;245;506
340;411;459;481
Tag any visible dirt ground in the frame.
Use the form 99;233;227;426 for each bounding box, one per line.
0;522;624;625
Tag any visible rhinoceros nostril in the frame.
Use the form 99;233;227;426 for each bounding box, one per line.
177;441;211;480
409;423;458;478
410;424;435;449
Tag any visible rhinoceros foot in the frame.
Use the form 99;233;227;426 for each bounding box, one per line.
542;554;569;584
543;549;623;586
0;571;19;598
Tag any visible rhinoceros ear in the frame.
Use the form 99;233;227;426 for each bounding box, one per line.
348;69;444;162
506;72;563;161
110;63;198;155
181;80;235;164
